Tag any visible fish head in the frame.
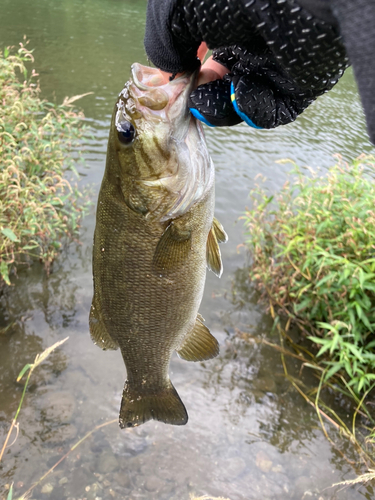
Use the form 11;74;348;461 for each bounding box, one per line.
110;64;213;219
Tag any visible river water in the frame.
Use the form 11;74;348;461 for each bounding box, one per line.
0;1;374;499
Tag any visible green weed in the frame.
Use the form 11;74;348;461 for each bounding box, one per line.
243;155;375;394
0;337;69;464
0;40;90;287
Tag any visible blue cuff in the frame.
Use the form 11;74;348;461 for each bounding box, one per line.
230;82;263;129
189;108;216;127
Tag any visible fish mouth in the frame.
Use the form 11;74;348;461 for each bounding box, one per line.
130;63;197;115
131;63;194;91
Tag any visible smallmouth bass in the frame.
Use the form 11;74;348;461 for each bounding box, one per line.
90;64;227;428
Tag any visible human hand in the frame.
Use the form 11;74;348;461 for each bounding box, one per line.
145;0;348;129
158;44;241;127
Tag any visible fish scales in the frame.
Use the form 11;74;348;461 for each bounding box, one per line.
90;64;227;428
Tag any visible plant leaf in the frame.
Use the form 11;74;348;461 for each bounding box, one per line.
17;364;32;382
1;228;19;242
324;363;343;381
0;261;10;285
7;483;13;500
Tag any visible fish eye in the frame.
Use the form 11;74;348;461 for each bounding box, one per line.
117;121;135;145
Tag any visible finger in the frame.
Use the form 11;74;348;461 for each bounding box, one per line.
159;42;208;84
197;56;229;86
197;42;209;63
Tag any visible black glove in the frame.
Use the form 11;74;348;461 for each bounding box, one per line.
189;46;319;128
145;0;375;143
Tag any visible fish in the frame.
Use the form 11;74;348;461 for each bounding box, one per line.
89;63;227;428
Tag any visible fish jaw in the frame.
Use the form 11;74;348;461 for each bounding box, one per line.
130;63;195;129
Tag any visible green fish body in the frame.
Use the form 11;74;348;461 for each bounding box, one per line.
90;64;227;428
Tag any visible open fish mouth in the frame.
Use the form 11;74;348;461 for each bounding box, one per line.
130;63;197;118
131;64;168;90
131;63;193;91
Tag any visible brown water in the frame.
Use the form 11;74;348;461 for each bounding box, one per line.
0;1;374;499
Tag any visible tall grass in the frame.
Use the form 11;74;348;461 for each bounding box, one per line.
243;155;375;394
0;40;90;287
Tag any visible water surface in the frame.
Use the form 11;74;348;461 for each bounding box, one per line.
0;1;373;499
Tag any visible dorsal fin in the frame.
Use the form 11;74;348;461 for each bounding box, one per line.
206;217;227;277
212;217;228;243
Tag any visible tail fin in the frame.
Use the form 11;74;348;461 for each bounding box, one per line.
119;380;188;428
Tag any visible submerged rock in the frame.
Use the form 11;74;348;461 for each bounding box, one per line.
255;450;273;473
252;376;276;393
113;472;131;489
221;457;247;479
97;450;119;473
41;390;76;423
43;423;77;444
41;483;54;494
144;476;164;492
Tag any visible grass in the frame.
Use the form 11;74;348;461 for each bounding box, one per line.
242;155;375;487
0;40;90;287
243;155;375;394
0;338;69;463
236;322;375;489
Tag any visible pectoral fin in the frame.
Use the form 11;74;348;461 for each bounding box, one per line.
177;315;219;362
89;299;118;350
153;221;191;275
206;217;227;277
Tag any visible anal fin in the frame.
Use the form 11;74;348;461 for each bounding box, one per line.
119;380;188;428
177;315;219;362
89;299;118;351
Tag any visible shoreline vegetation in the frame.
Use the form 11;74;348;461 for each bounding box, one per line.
243;155;375;479
0;41;90;288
